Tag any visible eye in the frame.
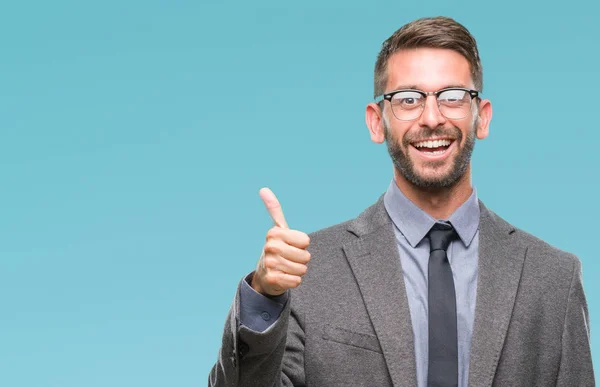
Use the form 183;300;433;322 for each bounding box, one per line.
391;92;423;109
439;90;469;106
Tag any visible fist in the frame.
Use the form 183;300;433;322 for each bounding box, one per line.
252;187;311;297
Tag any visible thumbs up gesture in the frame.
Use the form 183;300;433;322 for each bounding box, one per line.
251;188;311;297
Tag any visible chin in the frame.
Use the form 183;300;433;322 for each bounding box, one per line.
403;164;465;189
415;165;453;181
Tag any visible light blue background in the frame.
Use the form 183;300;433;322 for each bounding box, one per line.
1;1;598;386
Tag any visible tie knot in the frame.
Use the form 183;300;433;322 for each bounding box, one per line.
427;222;458;252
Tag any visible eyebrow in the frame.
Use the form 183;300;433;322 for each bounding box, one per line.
389;84;469;92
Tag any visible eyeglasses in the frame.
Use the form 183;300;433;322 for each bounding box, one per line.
375;87;479;121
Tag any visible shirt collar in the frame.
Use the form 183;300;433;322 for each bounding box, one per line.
383;179;480;248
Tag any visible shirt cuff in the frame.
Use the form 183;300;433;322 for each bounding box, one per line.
239;272;289;332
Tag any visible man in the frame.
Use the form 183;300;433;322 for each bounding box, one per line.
208;16;594;386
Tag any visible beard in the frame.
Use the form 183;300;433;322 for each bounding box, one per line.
384;120;477;190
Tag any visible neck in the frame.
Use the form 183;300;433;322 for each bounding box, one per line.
393;166;473;220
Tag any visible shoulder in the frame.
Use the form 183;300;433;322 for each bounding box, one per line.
306;218;357;258
484;204;581;276
514;226;581;277
306;195;388;252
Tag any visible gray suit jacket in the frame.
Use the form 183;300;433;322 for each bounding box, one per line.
209;197;594;386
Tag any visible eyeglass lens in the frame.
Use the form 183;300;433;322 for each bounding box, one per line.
390;89;473;120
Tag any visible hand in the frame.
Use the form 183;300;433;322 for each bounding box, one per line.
251;187;311;297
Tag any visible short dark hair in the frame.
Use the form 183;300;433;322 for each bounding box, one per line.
374;16;483;98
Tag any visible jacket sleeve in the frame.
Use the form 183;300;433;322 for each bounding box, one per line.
556;257;595;386
208;278;305;387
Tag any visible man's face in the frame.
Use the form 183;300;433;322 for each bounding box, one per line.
379;48;486;189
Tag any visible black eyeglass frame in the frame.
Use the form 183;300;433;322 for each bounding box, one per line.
374;87;480;121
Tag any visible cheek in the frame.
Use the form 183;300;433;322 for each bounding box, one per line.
384;117;415;145
382;112;395;134
452;121;476;146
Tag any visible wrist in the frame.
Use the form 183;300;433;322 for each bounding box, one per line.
250;272;285;298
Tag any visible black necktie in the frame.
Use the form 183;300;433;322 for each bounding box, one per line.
427;222;459;387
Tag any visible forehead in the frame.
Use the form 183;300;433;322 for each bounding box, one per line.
385;48;474;92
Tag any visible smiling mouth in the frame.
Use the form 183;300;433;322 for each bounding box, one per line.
411;139;455;155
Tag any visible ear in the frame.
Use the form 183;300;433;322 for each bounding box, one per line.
475;98;492;140
366;102;386;144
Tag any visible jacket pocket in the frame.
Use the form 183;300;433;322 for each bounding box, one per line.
322;325;383;353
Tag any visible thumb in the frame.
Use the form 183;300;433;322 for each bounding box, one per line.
259;187;289;229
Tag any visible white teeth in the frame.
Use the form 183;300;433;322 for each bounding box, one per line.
422;149;446;155
414;139;451;148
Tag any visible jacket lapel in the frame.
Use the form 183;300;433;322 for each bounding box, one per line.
341;197;526;386
468;202;527;386
343;197;417;387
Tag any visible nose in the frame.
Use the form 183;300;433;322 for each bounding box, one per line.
417;95;447;128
